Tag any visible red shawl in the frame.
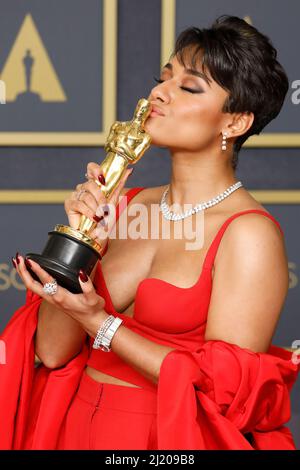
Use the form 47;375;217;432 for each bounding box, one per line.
0;290;299;450
157;342;299;449
0;290;90;450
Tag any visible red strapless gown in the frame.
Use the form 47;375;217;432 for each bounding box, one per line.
0;187;299;450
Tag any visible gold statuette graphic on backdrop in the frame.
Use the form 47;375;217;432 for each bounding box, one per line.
26;98;152;293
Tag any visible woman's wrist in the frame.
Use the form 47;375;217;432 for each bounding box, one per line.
81;309;109;339
92;315;123;352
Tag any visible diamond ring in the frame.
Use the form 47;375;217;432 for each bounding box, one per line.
43;279;58;296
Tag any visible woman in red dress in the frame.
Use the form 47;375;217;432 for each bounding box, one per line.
1;15;299;450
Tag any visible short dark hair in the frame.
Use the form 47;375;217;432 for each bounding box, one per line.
172;15;289;170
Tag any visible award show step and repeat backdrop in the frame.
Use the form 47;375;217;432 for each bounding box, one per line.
0;0;299;446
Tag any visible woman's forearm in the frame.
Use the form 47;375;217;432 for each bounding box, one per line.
35;300;87;369
108;321;176;385
35;263;99;369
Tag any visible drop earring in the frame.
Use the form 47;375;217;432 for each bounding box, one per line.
221;132;228;151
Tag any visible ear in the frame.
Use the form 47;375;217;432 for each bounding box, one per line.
224;112;254;139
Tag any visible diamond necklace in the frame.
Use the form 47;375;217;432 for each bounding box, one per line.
160;181;243;221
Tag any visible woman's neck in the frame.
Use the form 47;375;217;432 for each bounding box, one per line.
167;151;237;207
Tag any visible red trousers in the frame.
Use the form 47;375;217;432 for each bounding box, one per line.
57;371;158;450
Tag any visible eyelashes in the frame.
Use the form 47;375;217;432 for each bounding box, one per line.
153;76;202;94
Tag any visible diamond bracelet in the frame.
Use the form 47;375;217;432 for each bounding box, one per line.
92;315;123;352
93;315;115;350
97;317;123;352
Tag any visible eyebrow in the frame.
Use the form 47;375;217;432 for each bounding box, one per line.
162;62;211;87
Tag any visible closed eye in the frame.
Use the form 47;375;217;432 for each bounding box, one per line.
153;77;202;94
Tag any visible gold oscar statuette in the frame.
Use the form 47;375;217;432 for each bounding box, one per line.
26;98;152;293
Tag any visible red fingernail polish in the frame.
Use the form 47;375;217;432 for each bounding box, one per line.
93;215;102;223
98;174;106;185
79;269;88;282
16;252;20;264
11;257;17;269
103;204;110;216
25;258;32;269
93;215;104;223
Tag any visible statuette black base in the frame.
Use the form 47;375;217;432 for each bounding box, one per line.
26;230;100;293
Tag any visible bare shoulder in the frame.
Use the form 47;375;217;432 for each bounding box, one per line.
221;185;270;212
216;187;280;236
222;201;283;243
205;195;289;352
211;188;287;278
214;203;288;295
217;207;285;264
226;208;282;236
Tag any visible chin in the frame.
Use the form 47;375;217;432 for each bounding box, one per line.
147;136;169;148
144;122;168;147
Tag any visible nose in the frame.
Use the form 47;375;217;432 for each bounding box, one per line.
149;81;170;105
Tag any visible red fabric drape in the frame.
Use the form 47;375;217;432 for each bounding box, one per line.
0;291;299;449
0;290;90;449
157;342;299;449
